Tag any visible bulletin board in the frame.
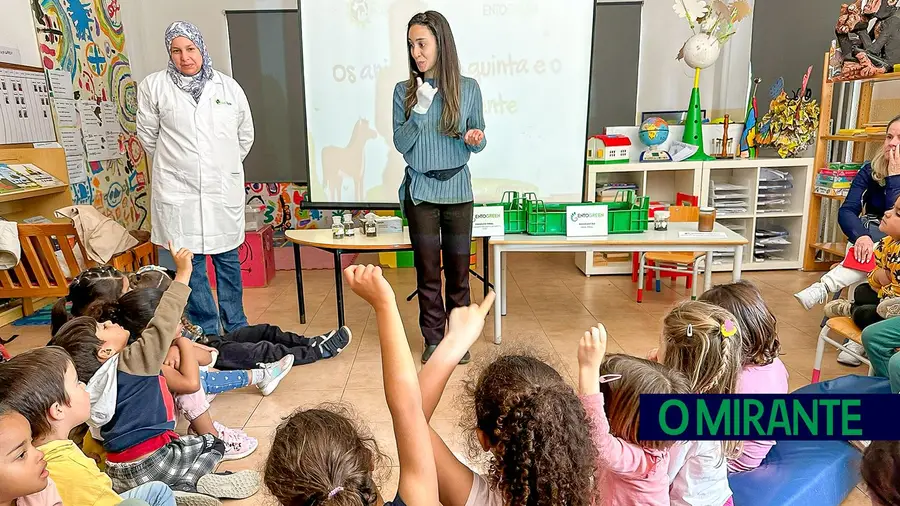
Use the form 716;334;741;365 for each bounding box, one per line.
30;0;150;230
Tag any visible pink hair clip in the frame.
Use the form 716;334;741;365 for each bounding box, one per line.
599;374;622;384
721;319;738;338
328;487;344;499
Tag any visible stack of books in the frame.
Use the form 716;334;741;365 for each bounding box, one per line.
814;163;861;197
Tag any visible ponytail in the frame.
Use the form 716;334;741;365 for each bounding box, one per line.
50;297;72;336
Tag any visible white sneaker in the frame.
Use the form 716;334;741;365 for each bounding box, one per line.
196;470;261;499
825;299;853;319
877;297;900;319
837;340;866;367
173;491;221;506
795;282;829;310
257;355;294;396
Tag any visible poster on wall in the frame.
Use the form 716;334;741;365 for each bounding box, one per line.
31;0;150;230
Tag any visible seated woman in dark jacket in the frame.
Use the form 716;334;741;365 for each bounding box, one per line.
795;114;900;365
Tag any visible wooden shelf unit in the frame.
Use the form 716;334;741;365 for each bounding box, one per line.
577;158;813;276
0;146;72;223
802;52;892;271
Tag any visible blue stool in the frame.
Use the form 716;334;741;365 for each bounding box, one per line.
730;375;889;505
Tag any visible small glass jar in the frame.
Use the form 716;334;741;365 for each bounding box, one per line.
343;213;355;237
364;219;377;237
654;210;670;231
332;215;344;239
698;207;716;232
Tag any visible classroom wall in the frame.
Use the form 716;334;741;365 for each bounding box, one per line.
0;0;42;67
636;0;754;120
121;0;755;117
120;0;295;82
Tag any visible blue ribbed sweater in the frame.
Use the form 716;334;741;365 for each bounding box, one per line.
392;76;486;204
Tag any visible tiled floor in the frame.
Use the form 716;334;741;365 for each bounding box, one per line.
1;253;871;505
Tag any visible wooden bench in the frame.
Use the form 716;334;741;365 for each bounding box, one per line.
0;223;156;317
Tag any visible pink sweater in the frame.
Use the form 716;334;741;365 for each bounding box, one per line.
728;358;789;473
17;478;63;506
581;393;670;506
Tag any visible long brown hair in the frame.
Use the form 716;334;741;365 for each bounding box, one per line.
700;281;781;367
467;354;597;506
264;405;386;506
403;11;462;139
599;354;691;451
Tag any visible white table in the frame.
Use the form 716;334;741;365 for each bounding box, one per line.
489;222;749;344
285;228;492;328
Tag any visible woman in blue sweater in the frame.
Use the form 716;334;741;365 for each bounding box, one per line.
393;11;486;364
795;115;900;365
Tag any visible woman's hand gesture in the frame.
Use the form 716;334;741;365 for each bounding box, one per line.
855;235;875;263
889;145;900;176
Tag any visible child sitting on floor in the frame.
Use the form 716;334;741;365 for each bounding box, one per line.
0;407;64;506
264;265;439;506
652;301;743;506
416;293;598;506
48;244;259;500
826;194;900;329
700;281;789;472
578;324;691;506
129;267;351;369
0;347;183;506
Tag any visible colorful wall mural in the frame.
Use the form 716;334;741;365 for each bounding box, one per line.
31;0;150;230
243;182;369;233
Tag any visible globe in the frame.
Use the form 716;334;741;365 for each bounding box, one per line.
682;33;722;69
639;117;670;148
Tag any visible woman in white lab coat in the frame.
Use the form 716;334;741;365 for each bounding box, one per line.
137;20;254;336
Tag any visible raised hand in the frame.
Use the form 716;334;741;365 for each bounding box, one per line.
445;291;495;352
169;241;194;284
344;264;395;310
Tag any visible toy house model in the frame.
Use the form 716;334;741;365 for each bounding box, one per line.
587;134;632;164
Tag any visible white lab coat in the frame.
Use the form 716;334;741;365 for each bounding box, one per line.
136;70;254;255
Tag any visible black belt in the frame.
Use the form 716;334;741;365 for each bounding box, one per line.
421;165;464;181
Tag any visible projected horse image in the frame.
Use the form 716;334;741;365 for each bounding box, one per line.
321;118;377;202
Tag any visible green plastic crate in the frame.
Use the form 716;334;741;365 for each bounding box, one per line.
525;190;649;236
474;190;535;234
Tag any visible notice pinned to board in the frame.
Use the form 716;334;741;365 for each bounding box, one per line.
46;69;74;99
54;98;77;127
65;156;87;185
78;99;120;161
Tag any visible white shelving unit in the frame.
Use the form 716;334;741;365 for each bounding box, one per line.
576;158;814;276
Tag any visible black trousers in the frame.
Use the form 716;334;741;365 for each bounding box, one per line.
207;324;321;370
404;197;475;346
852;284;884;330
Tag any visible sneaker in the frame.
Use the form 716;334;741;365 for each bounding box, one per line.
220;426;258;461
877;297;900;319
315;327;352;359
173;491;222;506
824;299;853;318
257;354;294;396
422;344;438;363
188;422;246;438
794;282;829;310
196;470;261;499
837;340;866;367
